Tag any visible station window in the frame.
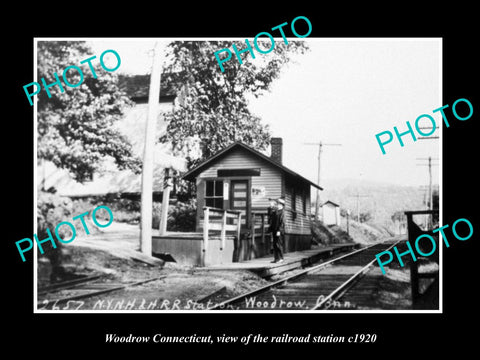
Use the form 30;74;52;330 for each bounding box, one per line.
205;180;224;209
291;186;297;221
292;186;297;212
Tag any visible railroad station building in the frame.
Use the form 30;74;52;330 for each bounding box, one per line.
153;138;323;266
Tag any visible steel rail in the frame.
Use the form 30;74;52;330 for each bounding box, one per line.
39;276;167;307
312;240;402;310
37;274;105;295
207;242;381;310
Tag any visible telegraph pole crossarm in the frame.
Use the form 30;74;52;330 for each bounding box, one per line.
417;126;440;140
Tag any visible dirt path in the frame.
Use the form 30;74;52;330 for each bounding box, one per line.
37;221;414;311
37;221;269;310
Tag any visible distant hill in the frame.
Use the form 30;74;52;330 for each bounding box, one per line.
316;178;437;231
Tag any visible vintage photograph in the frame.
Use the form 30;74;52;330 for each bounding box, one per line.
33;38;441;312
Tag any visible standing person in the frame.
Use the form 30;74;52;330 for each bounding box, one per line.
269;198;285;263
267;199;277;255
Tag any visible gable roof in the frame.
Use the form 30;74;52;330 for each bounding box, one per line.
321;200;340;207
182;142;323;190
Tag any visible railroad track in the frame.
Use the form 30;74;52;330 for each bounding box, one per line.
208;239;403;310
37;274;166;310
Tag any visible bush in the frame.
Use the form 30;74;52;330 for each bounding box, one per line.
38;191;90;245
37;191;74;277
311;219;336;246
38;192;106;243
167;199;197;232
111;209;140;224
71;195;140;224
58;194;197;232
38;191;73;234
133;200;196;231
152;202;162;229
359;212;373;223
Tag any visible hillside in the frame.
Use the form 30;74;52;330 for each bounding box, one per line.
311;218;393;246
316;178;437;232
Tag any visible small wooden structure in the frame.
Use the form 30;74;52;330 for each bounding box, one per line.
321;200;341;226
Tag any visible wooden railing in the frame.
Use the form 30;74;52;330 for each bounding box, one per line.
251;211;270;244
201;208;271;262
246;211;271;260
202;207;242;252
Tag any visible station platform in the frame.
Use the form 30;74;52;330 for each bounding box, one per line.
202;243;360;278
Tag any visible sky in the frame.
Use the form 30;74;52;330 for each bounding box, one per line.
88;38;441;189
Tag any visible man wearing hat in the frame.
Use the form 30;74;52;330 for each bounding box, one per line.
269;198;285;263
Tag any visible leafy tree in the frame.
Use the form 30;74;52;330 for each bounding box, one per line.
159;40;309;169
37;41;141;183
37;191;73;281
359;211;373;223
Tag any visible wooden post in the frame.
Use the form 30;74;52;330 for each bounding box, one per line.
249;213;256;260
261;214;265;244
405;212;420;307
159;168;170;236
203;207;210;253
428;156;433;229
237;212;244;260
356;194;360;223
410;259;420;305
220;210;227;250
346;210;350;235
315;143;322;220
140;41;164;255
236;212;242;243
232;211;242;263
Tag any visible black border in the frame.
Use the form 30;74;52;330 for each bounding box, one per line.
6;4;478;354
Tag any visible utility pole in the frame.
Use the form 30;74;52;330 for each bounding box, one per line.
416;122;439;229
416;157;439;210
140;41;165;255
416;156;439;228
350;193;370;223
419;185;430;228
304;141;342;220
346;209;350;235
